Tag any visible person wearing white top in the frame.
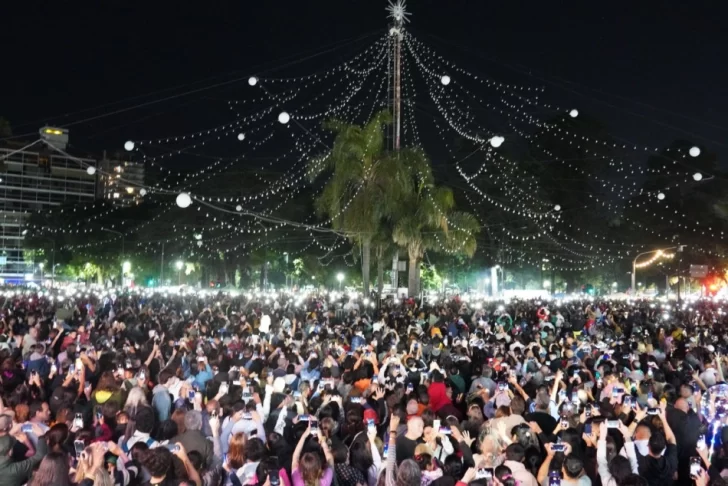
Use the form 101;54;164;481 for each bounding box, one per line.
596;422;639;486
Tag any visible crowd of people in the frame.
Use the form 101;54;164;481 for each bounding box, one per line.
0;287;726;486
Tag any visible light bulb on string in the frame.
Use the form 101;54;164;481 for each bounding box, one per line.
569;109;579;118
237;133;245;141
86;166;96;175
441;75;451;86
689;146;701;157
176;193;192;209
657;192;666;200
693;172;703;181
124;141;135;151
248;76;258;86
554;204;561;211
489;136;504;148
236;205;243;212
140;188;147;196
278;112;291;124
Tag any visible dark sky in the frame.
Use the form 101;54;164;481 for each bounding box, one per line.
1;0;726;165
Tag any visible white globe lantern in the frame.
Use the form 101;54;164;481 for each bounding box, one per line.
236;205;243;212
278;112;291;124
657;192;666;200
489;136;504;148
441;75;451;86
237;133;245;141
197;241;203;247
124;141;135;151
248;76;258;86
140;188;147;196
569;109;579;118
176;192;192;209
86;166;96;176
554;204;561;212
693;172;703;181
689;146;701;157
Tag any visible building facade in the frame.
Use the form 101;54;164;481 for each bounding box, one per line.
98;156;145;207
0;140;97;281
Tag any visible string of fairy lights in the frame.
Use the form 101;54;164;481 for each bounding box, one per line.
24;3;724;280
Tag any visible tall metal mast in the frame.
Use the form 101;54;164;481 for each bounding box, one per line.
387;1;409;292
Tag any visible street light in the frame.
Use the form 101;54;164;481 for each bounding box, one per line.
38;262;44;282
632;247;677;292
175;260;184;285
336;272;344;290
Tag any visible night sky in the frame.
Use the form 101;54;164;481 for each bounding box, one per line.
1;0;726;166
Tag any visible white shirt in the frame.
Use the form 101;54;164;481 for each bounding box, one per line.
260;314;271;333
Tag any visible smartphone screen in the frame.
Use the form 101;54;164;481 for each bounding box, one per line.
690;457;702;478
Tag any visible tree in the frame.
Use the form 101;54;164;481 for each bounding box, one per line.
393;181;480;297
307;109;420;296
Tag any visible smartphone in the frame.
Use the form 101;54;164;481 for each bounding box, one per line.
476;468;494;480
560;419;569;429
690;456;702;478
612;387;623;397
367;419;376;435
623;396;632;407
433;419;441;431
21;424;33;433
549;474;562;486
219;382;229;395
138;370;146;381
439;426;451;435
350;397;362;404
584;423;592;435
647;408;660;415
166;443;180;453
188;390;196;400
697;435;706;451
242;413;253;420
552;443;566;452
96;410;103;421
310;420;319;434
298;414;310;422
73;413;84;429
74;439;85;457
607;420;620;428
269;472;281;486
69;364;76;375
498;382;508;391
585;405;592;418
383;444;389;458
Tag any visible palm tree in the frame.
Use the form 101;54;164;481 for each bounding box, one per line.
308;109;425;295
393;183;480;297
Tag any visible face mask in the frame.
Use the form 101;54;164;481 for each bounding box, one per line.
635;439;664;457
540;331;548;340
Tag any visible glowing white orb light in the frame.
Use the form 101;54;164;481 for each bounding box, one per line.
554;204;561;211
569;109;579;118
278;112;291;124
237;133;245;141
441;75;451;86
176;192;192;209
689;146;701;157
140;188;147;196
693;172;703;181
489;135;505;148
197;241;203;247
248;76;258;86
236;205;243;212
657;192;666;200
124;141;135;151
86;166;96;175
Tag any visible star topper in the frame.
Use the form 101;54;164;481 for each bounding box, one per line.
386;0;411;24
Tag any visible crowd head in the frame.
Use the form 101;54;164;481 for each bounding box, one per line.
0;287;727;486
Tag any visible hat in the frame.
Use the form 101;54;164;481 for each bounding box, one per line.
273;377;286;394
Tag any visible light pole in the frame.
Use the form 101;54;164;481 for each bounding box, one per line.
631;247;676;293
283;252;289;288
101;228;125;286
38;262;44;282
336;272;344;291
175;260;184;285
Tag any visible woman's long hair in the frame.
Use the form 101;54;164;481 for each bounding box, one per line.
28;452;71;486
228;432;246;469
396;459;422;486
299;451;324;486
124;386;149;416
74;447;114;486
